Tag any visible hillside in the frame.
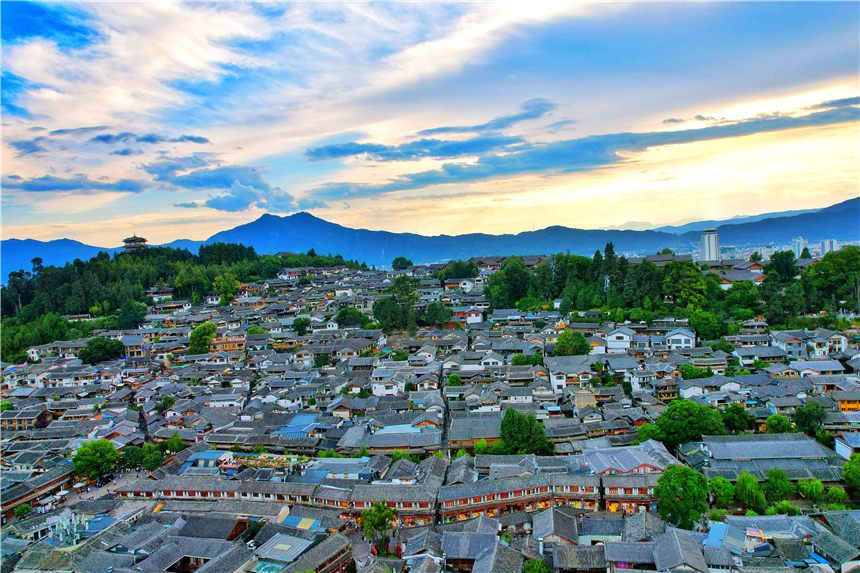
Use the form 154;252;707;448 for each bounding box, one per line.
3;197;857;281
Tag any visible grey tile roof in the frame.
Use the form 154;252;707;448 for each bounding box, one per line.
653;529;708;573
811;530;860;564
553;545;606;569
533;507;578;544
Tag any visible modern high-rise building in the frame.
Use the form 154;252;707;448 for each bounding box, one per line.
701;228;719;262
821;239;838;255
792;237;808;258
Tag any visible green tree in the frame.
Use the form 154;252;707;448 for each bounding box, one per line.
793;401;826;435
447;373;462;386
523;561;552;573
735;472;766;510
361;500;398;550
142;449;165;471
802;246;860;313
423;302;453;327
0;401;12;411
391;257;413;271
652;399;726;449
436;260;479;280
553;329;590;356
315;355;329;368
373;297;410;332
797;479;824;501
15;504;32;519
766;500;801;516
750;252;763;262
721;404;751;433
116;299;147;329
486;256;530;308
119;445;145;469
623;260;663;307
679;365;714;380
164;431;186;454
456;449;470;458
764;468;795;501
654;465;708;529
247;326;266;335
662;261;707;308
155;395;177;413
389;275;420;306
253;446;269;454
187;322;217;355
766;414;792;434
336;307;372;328
79;337;125;365
473;439;489;455
800;247;812;260
637;423;665;443
511;353;529;366
214;272;240;305
842;454;860;492
709;477;735;508
500;408;553;456
690;309;720;340
765;251;798;282
73;439;119;480
827;486;848;503
293;317;311;336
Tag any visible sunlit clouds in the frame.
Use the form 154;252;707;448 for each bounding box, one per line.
2;2;858;245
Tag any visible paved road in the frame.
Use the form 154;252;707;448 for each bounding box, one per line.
349;530;372;570
63;470;143;506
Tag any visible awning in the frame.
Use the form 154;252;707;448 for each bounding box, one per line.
56;490;70;496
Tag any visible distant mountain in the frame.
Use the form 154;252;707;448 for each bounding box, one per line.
207;212;694;265
655;207;822;234
3;197;856;281
1;238;117;281
684;196;858;247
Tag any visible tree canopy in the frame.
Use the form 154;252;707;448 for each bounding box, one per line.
73;439;119;480
553;329;590;356
79;337;125;365
498;408;554;456
654;465;708;529
187;322;217;355
391;257;413;270
647;399;727;449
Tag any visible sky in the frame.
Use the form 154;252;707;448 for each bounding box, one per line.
2;1;858;246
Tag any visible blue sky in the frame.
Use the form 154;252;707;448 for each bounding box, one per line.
2;2;858;245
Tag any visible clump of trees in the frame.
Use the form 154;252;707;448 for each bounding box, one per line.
73;439;119;480
474;408;554;456
637;399;726;449
78;338;125;364
1;245;369;362
655;465;708;529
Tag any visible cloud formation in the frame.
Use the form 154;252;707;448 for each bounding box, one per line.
306;135;526;162
89;132;210;145
417;98;558;135
9;137;49;156
146;157;298;213
3;174;149;194
307;99;860;201
111;148;143;156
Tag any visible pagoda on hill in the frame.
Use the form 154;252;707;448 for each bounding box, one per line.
122;234;148;253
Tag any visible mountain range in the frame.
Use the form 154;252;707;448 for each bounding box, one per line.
2;197;857;282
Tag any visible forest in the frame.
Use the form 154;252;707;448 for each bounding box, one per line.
1;241;857;363
374;245;859;338
0;244;368;362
